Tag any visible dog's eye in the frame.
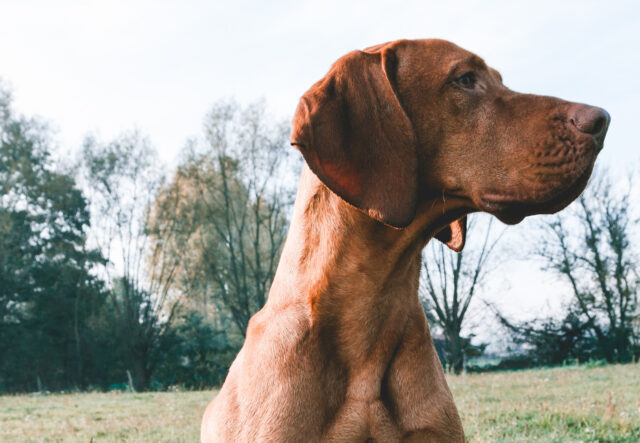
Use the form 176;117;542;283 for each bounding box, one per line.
455;72;475;88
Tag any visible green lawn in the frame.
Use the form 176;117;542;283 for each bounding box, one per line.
449;363;640;442
1;363;638;442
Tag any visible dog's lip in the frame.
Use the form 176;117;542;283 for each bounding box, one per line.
478;165;593;216
479;193;521;209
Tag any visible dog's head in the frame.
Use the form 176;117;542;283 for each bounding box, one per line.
291;39;609;250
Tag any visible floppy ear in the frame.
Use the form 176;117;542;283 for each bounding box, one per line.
435;216;467;253
291;46;418;228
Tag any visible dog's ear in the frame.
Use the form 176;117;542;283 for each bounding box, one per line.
435;216;467;253
291;46;417;228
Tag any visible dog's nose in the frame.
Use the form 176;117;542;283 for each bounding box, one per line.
569;105;610;148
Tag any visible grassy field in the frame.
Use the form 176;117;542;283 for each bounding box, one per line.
449;363;640;442
1;363;638;442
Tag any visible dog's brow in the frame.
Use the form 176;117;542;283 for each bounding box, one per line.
448;55;488;78
468;55;488;70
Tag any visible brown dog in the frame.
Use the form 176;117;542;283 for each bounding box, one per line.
201;39;609;442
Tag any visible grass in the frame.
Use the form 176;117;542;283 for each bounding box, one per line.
1;363;638;442
0;390;213;442
449;363;640;442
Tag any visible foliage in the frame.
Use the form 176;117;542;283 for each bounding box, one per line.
148;100;294;343
0;91;296;393
80;132;182;391
0;83;105;392
154;311;237;389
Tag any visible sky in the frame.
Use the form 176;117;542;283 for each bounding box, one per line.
1;0;639;337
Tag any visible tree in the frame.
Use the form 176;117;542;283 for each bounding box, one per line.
148;100;294;340
0;82;104;392
153;311;237;389
497;172;639;364
80;131;180;390
494;307;595;367
420;216;501;373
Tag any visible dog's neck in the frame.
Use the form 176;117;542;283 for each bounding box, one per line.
267;166;468;367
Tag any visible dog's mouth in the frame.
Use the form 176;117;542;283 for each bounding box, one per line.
477;159;595;225
472;115;603;225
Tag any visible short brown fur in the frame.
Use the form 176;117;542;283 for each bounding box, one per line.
201;39;609;442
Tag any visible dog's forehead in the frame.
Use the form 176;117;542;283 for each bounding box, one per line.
410;40;488;72
365;39;490;77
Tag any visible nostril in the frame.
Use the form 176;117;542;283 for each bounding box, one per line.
591;116;605;135
569;105;610;138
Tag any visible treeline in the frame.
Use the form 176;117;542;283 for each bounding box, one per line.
0;81;638;393
0;87;297;393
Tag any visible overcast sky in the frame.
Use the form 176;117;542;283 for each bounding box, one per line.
1;0;638;333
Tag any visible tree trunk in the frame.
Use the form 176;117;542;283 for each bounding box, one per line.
446;328;465;374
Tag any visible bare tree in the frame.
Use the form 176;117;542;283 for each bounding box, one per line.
148;100;295;339
505;171;640;363
80;131;180;390
420;216;502;373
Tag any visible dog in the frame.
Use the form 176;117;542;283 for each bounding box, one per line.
201;39;609;442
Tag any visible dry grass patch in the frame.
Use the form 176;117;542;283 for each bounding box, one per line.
0;390;215;442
